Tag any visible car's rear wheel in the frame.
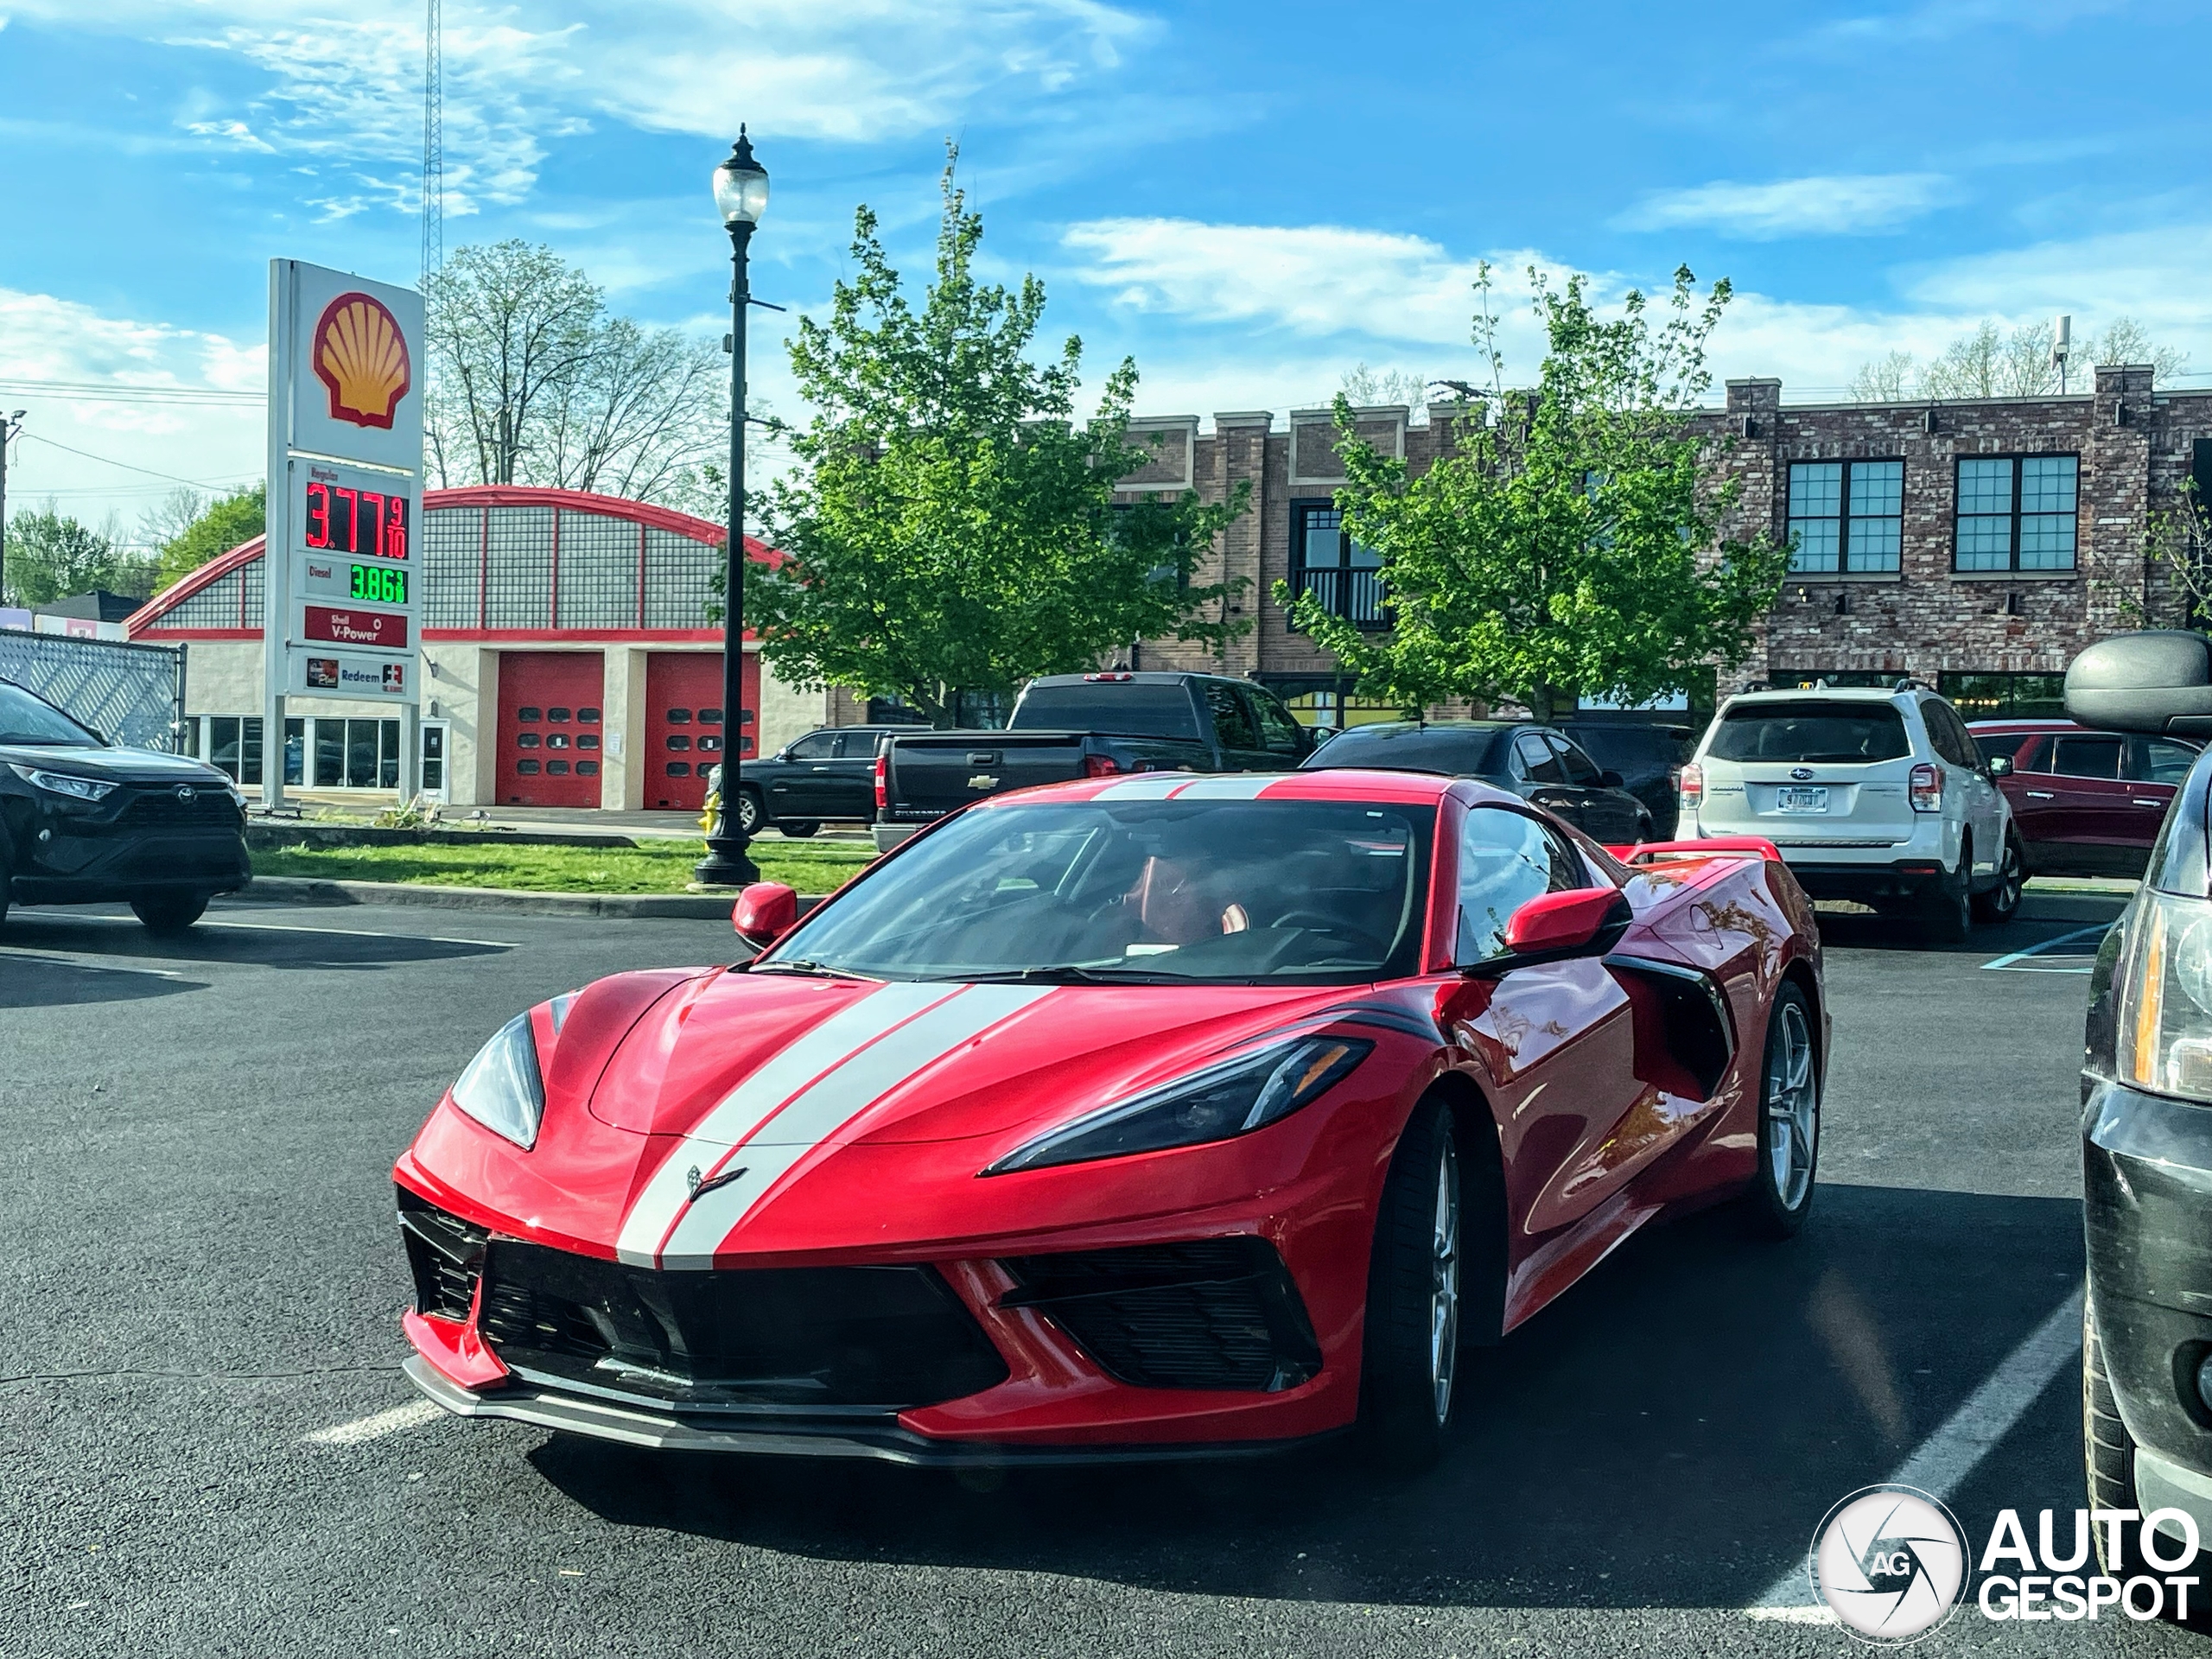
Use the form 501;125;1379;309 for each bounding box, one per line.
778;821;821;838
1361;1100;1460;1471
1920;846;1972;944
130;891;208;933
1971;831;2025;924
1742;982;1819;1238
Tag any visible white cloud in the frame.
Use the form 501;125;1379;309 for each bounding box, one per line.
7;0;1157;221
1058;212;2212;412
1615;174;1956;238
0;289;264;522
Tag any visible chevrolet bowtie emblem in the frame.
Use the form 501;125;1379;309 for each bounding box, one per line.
968;773;998;790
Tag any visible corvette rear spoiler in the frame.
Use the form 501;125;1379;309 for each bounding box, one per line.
1604;836;1783;865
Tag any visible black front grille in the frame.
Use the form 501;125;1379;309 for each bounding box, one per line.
1001;1237;1322;1393
476;1242;1008;1412
398;1191;489;1319
118;789;243;828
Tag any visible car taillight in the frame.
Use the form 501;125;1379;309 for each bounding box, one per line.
873;752;887;811
1910;764;1942;812
2116;889;2212;1103
1082;754;1122;779
1677;763;1702;811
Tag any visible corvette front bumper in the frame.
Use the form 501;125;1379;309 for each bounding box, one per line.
400;1352;1331;1465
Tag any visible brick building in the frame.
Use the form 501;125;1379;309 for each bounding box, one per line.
1096;365;2212;730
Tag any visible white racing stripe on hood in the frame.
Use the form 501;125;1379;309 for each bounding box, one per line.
1164;773;1287;799
619;982;1055;1268
1090;773;1194;800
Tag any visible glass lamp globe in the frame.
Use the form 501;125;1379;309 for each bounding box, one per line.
713;129;770;227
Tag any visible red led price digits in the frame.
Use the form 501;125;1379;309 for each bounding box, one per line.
303;480;409;559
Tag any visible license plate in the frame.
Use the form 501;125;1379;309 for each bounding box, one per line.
1775;787;1828;812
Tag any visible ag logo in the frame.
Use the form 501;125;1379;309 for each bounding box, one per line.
313;292;412;429
1810;1484;1967;1643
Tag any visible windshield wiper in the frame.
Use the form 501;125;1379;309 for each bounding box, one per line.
746;958;880;982
922;964;1201;985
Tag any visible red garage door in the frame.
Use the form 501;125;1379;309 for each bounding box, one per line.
498;652;605;808
645;652;757;812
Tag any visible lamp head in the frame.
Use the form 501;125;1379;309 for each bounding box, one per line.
713;126;770;228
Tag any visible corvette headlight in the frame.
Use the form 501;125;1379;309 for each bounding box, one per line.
984;1035;1373;1175
9;764;115;803
450;1011;546;1148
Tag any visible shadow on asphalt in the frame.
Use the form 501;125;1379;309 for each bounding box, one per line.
527;1183;2084;1610
1814;891;2125;957
0;910;508;973
0;954;205;1008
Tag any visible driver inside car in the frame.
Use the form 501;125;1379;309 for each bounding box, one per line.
1127;853;1252;948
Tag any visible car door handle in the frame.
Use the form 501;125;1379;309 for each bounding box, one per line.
2135;798;2165;808
2025;790;2056;799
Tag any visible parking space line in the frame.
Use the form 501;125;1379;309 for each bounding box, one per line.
29;913;518;950
1745;1287;2084;1618
302;1400;444;1446
1980;924;2110;974
0;951;187;979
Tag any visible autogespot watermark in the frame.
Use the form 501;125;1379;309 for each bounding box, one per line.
1806;1485;2202;1643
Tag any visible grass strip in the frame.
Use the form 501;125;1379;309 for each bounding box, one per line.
252;838;871;897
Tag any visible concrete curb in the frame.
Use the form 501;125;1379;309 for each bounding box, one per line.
245;824;639;851
232;875;798;919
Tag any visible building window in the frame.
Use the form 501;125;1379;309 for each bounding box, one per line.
1787;459;1903;574
1262;676;1402;733
1955;455;2078;572
1288;502;1385;630
205;716;265;786
1936;671;2068;721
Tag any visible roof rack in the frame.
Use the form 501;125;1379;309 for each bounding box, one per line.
1893;677;1933;693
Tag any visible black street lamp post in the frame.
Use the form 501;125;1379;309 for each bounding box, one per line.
695;127;770;887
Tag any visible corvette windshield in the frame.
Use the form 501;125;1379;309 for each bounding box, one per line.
765;798;1434;984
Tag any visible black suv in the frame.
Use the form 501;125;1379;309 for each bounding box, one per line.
0;678;249;933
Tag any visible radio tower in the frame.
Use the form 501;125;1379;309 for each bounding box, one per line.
420;0;443;285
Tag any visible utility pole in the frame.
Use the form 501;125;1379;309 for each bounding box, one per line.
0;410;24;607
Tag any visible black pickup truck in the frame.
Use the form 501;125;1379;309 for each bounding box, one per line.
871;671;1316;850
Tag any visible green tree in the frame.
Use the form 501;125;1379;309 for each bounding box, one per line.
749;152;1251;726
1853;315;2188;401
152;483;265;592
1284;264;1789;723
1;506;154;606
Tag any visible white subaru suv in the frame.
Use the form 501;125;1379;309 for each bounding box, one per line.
1679;682;2022;940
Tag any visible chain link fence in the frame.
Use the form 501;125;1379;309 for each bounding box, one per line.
0;632;186;751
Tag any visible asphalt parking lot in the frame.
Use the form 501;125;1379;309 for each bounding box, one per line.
0;887;2197;1657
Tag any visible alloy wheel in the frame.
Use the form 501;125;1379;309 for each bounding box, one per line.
1765;1000;1817;1211
1429;1137;1462;1423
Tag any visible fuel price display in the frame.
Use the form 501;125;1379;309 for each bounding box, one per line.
292;461;414;562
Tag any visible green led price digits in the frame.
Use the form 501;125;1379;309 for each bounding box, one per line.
348;563;408;606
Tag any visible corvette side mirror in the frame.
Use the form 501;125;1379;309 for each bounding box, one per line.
1480;886;1636;970
733;882;798;948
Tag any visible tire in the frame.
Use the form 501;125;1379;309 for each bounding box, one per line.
1919;843;1971;945
2081;1292;2200;1601
1971;831;2025;925
778;821;821;839
130;891;208;934
1360;1099;1462;1471
1741;982;1820;1238
732;788;764;836
0;848;10;937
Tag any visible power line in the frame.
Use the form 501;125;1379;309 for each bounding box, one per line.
17;430;255;489
0;378;264;406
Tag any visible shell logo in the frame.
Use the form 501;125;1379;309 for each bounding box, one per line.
312;292;412;430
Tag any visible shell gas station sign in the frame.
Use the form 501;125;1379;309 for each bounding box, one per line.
263;261;424;803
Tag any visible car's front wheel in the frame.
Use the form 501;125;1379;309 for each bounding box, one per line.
732;788;764;836
130;891;208;933
1971;831;2025;924
1361;1100;1461;1471
1742;982;1819;1237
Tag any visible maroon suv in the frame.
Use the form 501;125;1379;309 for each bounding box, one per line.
1969;718;2201;877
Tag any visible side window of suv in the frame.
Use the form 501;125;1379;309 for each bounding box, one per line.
1206;683;1259;751
1249;690;1306;758
1919;700;1974;769
2130;738;2198;785
2050;734;2123;779
786;731;837;760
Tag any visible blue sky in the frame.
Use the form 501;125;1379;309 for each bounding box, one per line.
3;0;2209;530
